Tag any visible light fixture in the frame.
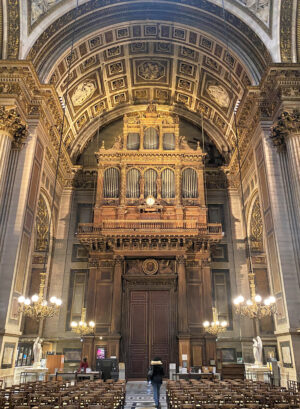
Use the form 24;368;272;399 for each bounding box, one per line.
203;308;228;336
71;308;95;337
18;272;62;320
233;293;276;319
218;1;276;321
145;195;155;207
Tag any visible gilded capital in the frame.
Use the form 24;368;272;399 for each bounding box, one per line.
0;106;28;149
270;110;300;150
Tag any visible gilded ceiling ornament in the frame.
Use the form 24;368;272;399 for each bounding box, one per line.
207;84;230;108
31;0;62;25
71;80;96;106
137;61;165;81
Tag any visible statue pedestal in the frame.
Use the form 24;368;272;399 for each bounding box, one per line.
14;366;48;384
245;364;271;382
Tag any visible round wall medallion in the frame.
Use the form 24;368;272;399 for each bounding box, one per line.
142;259;159;275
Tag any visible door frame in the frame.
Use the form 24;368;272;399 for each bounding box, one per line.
121;273;178;378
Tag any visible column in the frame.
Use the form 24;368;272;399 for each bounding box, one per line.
177;255;190;368
227;183;254;362
0;107;27;207
258;120;300;385
177;255;188;334
111;256;124;335
175;166;181;206
272;111;300;237
44;187;75;338
120;164;126;205
0;130;12;203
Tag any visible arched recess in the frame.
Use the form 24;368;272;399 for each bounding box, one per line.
71;106;230;164
247;192;274;334
24;191;54;335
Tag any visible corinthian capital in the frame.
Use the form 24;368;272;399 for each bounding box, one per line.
0;106;28;149
270;110;300;150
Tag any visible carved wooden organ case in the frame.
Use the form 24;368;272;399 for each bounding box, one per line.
78;105;222;370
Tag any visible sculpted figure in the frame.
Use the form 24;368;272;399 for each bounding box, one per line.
33;337;42;365
111;134;123;150
179;136;190;150
253;336;263;365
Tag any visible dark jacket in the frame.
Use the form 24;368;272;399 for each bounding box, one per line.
149;360;164;384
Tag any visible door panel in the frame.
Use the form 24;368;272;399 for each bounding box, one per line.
127;290;170;378
150;291;170;376
128;291;148;378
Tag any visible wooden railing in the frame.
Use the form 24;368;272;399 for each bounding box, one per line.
77;221;222;236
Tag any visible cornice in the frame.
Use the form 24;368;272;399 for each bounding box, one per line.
0;61;73;177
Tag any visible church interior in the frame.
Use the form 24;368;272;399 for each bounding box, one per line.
0;0;300;401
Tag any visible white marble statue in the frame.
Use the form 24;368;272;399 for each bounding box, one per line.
33;337;42;365
253;336;263;365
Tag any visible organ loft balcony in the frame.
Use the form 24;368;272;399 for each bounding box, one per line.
76;105;223;253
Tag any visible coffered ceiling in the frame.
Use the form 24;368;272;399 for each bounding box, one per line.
3;0;298;165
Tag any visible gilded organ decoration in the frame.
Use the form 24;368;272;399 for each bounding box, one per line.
103;168;119;198
98;105;204;207
35;195;50;251
71;80;97;106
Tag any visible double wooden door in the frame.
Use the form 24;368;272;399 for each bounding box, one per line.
126;290;171;378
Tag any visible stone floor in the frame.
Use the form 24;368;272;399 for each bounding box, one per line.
125;381;167;409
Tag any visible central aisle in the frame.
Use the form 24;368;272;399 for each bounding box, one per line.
125;380;167;409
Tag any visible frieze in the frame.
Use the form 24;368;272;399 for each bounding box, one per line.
126;259;175;275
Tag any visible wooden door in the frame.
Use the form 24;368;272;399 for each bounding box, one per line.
126;290;170;378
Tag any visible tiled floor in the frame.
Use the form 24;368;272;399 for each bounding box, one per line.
125;381;167;409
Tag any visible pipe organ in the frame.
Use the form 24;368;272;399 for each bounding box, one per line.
78;105;223;376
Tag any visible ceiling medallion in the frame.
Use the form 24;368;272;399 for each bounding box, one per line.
142;259;159;275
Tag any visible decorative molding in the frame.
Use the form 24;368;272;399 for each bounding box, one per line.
7;0;20;59
280;0;293;63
